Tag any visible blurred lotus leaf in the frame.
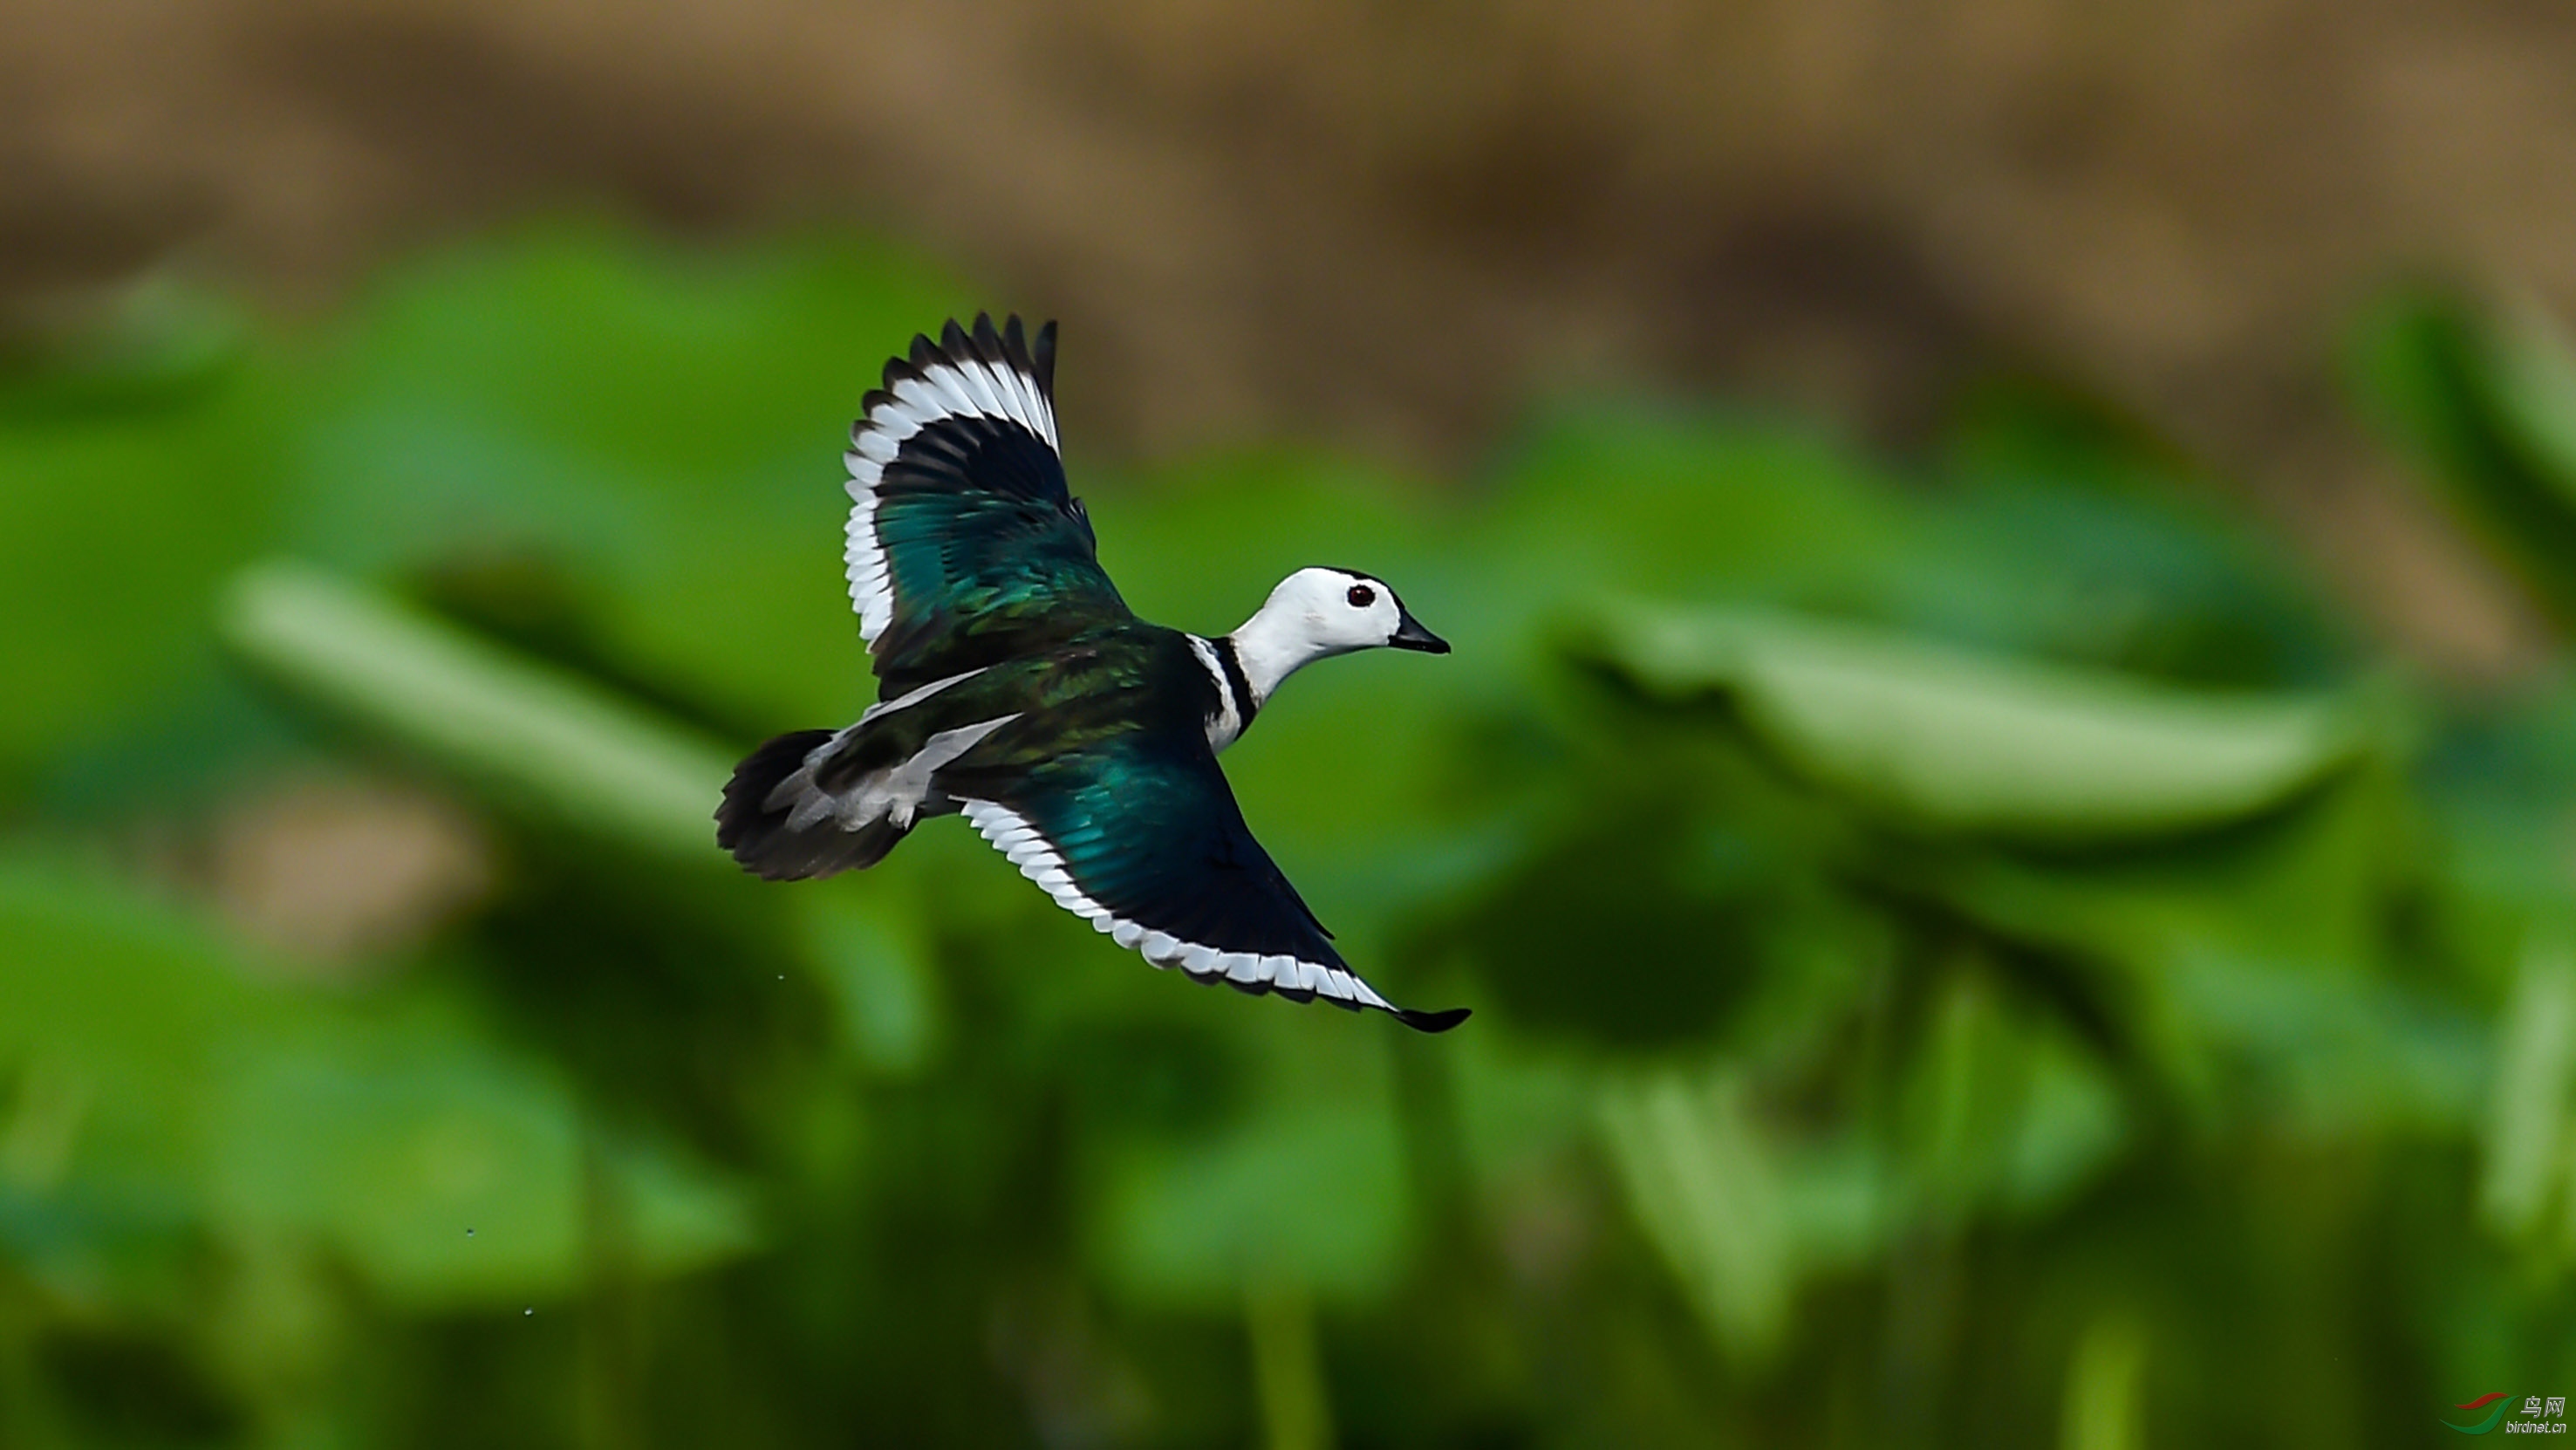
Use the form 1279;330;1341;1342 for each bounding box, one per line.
0;854;755;1314
0;332;285;791
1597;1065;1881;1365
280;222;964;732
1094;1100;1410;1309
1425;800;1775;1048
2482;932;2576;1248
791;886;944;1077
2347;287;2576;624
219;562;734;864
1579;602;2370;842
1890;973;2128;1220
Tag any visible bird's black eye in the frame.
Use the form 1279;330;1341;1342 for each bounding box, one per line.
1347;584;1377;608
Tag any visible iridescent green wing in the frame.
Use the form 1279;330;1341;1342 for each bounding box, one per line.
843;315;1131;695
943;715;1470;1034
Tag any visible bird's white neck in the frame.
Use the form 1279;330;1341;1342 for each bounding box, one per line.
1227;600;1344;708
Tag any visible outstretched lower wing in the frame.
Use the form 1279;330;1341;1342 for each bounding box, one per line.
947;727;1469;1033
844;315;1131;694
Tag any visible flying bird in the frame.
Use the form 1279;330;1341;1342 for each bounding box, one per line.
717;315;1469;1032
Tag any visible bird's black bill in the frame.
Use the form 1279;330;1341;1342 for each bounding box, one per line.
1390;610;1451;653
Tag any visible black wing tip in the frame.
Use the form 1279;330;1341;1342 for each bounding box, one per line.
1031;319;1056;400
872;312;1058;405
1171;957;1468;1032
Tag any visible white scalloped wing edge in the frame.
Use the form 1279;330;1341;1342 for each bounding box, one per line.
960;798;1391;1009
843;354;1061;646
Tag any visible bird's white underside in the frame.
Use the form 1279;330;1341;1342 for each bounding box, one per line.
960;798;1393;1009
776;710;1019;833
843;353;1061;647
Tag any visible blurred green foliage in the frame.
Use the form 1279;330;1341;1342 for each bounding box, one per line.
4;220;2576;1445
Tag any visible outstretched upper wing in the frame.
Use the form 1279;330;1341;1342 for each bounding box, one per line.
844;315;1131;694
946;722;1470;1033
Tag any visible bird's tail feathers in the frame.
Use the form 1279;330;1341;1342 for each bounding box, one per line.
716;728;912;879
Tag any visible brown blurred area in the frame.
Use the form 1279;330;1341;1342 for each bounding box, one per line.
10;0;2570;674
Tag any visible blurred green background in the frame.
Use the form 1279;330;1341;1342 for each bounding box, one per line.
11;5;2576;1447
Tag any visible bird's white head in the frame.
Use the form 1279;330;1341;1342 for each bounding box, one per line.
1227;566;1449;705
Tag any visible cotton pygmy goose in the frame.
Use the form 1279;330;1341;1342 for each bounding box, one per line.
716;315;1468;1032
